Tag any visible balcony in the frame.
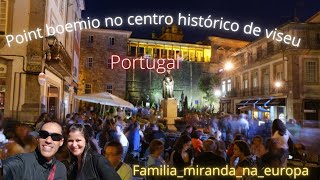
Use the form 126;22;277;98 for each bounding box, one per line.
45;42;72;77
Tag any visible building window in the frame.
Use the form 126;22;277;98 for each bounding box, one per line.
244;79;248;89
222;81;226;96
106;84;113;94
107;59;112;69
0;0;7;35
243;74;249;89
88;35;94;43
305;61;318;83
109;37;115;46
274;63;284;81
227;79;231;92
86;57;93;68
85;84;92;94
253;71;258;88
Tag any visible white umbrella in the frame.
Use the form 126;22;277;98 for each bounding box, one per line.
75;92;134;108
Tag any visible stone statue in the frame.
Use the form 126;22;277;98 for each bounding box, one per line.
163;70;174;99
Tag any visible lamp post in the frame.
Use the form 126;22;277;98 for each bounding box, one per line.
39;35;59;86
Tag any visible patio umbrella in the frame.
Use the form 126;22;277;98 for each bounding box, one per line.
75;92;134;108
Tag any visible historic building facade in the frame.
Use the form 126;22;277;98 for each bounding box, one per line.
78;29;131;99
219;13;320;122
78;26;248;112
0;0;85;122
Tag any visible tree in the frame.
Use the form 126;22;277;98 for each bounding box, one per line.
198;74;221;104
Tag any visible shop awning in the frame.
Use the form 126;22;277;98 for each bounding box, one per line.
266;98;286;106
237;100;249;106
256;99;271;106
247;100;258;105
238;105;269;112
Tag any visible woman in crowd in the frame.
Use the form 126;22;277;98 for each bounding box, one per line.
226;134;245;163
171;135;193;172
230;140;255;179
99;118;119;149
271;119;291;151
67;123;120;180
251;135;266;158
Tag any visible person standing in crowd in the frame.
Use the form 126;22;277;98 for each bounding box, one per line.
193;139;226;167
230;140;256;179
212;130;227;160
3;120;67;179
226;134;245;163
271;119;291;150
238;114;249;138
180;125;193;137
99;118;119;149
191;130;203;157
104;141;132;180
116;124;129;160
127;121;141;158
171;135;193;173
251;135;266;158
147;139;166;167
67;123;120;180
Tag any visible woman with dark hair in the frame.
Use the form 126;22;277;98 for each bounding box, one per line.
230;140;255;179
67;123;120;180
98;118;119;149
171;135;193;172
271;119;291;150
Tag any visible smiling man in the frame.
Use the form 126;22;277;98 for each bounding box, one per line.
3;120;67;180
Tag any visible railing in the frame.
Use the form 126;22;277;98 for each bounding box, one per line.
224;87;286;98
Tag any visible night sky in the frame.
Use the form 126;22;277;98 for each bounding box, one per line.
83;0;320;43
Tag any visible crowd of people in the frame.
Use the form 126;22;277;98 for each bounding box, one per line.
0;106;310;179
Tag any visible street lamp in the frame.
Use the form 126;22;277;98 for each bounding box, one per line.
224;62;234;71
274;81;282;88
214;89;222;97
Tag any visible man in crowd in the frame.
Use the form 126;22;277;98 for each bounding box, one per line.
3;120;67;179
104;141;132;180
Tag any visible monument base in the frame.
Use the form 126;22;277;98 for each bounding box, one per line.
161;98;177;125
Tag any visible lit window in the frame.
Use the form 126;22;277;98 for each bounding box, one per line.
253;71;258;88
85;84;92;94
0;0;7;35
106;84;113;94
227;79;231;92
222;81;226;96
86;57;93;68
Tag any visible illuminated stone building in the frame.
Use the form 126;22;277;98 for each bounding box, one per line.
79;29;131;99
219;12;320;122
78;25;248;110
0;0;85;122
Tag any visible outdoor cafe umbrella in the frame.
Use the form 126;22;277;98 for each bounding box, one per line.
75;92;134;108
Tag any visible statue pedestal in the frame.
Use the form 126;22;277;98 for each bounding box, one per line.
161;98;177;125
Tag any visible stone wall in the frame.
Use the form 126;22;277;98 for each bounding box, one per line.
79;29;131;99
